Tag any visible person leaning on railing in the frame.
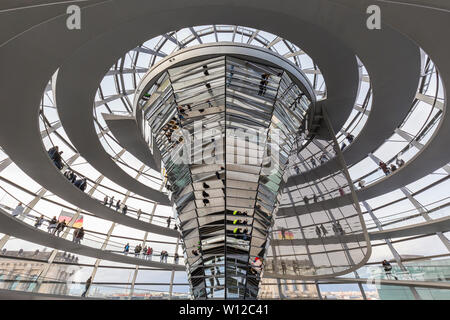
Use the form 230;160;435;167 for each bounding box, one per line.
73;227;85;244
382;260;398;280
11;202;24;217
47;216;58;233
81;276;92;298
34;215;44;228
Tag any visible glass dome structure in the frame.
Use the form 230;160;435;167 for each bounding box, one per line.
0;1;449;300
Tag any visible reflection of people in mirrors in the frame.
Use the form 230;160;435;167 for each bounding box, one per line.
242;228;249;241
250;257;263;275
258;73;270;96
232;227;242;235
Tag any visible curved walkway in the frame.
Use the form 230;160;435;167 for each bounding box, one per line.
0;134;175;235
262;273;450;290
279;0;450;214
283;4;421;188
0;288;100;300
0;208;184;271
278;142;449;217
0;174;178;238
271;215;450;246
54;65;169;203
103;113;161;171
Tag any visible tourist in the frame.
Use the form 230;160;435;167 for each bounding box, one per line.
48;146;63;170
346;133;354;143
303;196;309;204
74;177;87;191
336;221;344;235
134;244;141;257
258;73;270;96
281;260;287;274
293;260;299;275
54;220;66;237
47;146;58;160
69;171;77;183
81;276;92;298
11;202;24;217
73;227;84;244
379;161;390;176
332;222;338;235
34;215;44;228
315;226;321;238
53;151;64;170
64;170;71;180
382;260;398;280
142;245;148;259
146;247;153;260
358;180;366;189
47;216;58;233
108;196;114;208
79;178;87;191
396;158;405;167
